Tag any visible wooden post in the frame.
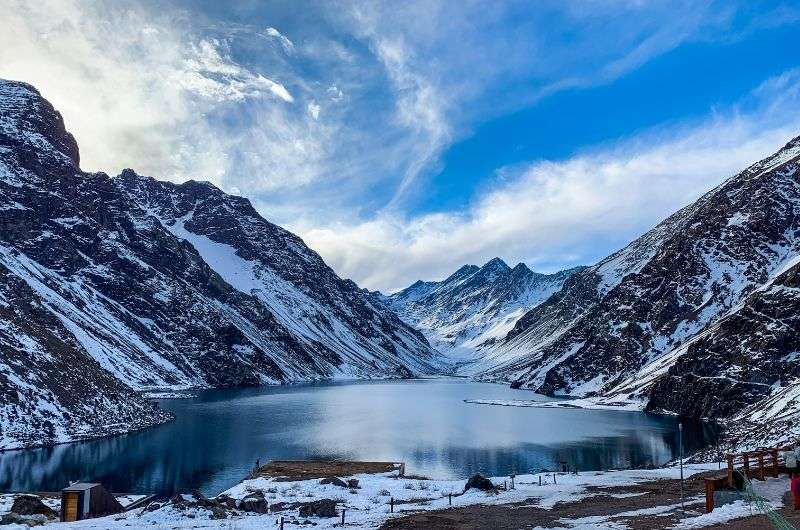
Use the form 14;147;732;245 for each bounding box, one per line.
390;497;394;513
511;475;515;490
539;475;542;486
727;454;734;488
448;493;451;506
757;453;765;481
743;453;750;478
772;449;780;478
280;516;284;530
704;478;715;514
553;473;557;485
504;480;507;490
341;508;345;525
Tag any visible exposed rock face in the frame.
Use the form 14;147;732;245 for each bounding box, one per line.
0;79;445;450
239;493;268;514
319;477;348;488
298;499;337;518
387;258;582;369
478;136;800;410
645;260;800;419
463;474;495;492
10;495;55;517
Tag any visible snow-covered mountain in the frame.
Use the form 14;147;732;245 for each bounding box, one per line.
0;79;445;449
387;258;582;368
477;135;800;425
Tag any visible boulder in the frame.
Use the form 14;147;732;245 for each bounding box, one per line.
2;512;47;526
346;478;359;489
10;495;55;517
239;494;268;514
319;476;348;488
298;499;337;518
463;474;495;492
216;494;237;510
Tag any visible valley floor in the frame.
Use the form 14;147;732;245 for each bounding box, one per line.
2;463;793;529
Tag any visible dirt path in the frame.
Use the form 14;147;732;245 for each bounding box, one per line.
380;472;800;529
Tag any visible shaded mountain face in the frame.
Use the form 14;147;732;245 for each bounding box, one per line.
387;258;583;368
0;80;444;449
478;135;800;417
644;258;800;419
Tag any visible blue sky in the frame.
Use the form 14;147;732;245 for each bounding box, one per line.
2;1;800;290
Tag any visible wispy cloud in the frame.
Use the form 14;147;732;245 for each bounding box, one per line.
2;0;797;293
334;0;741;208
302;70;800;291
0;0;299;184
265;26;295;53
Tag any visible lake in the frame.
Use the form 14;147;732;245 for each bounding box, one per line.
0;378;719;496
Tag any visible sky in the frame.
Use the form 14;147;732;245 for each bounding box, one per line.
2;1;800;292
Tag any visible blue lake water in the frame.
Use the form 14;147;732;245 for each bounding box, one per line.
0;378;718;496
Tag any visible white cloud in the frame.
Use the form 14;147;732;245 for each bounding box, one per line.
265;26;295;53
307;101;321;120
0;0;299;184
180;39;294;103
3;0;797;295
301;70;800;292
326;85;344;101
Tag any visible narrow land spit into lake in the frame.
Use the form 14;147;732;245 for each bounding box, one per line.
0;379;718;496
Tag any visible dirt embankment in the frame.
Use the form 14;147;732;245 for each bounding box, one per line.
380;471;800;530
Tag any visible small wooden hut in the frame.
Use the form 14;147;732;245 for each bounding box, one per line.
60;482;123;522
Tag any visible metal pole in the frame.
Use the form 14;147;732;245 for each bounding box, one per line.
679;422;685;515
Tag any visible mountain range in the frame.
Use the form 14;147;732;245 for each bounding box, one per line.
0;80;445;450
3;77;800;453
387;135;800;449
386;258;583;370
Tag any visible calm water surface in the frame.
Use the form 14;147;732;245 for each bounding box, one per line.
0;379;718;495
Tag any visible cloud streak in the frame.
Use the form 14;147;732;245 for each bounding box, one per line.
302;70;800;291
2;1;798;293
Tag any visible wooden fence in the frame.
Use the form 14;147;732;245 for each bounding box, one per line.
703;445;796;514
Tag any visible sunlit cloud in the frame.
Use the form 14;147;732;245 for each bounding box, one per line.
1;0;797;294
302;70;800;292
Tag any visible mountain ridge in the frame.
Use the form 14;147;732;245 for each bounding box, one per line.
387;258;584;367
475;134;800;429
0;79;446;449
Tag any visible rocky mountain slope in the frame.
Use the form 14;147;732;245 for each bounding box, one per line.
478;135;800;420
0;79;444;449
387;258;582;368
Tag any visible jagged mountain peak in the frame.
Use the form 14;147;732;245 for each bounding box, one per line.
389;260;582;366
0;79;446;450
511;262;533;274
480;133;800;409
0;79;80;172
481;257;511;271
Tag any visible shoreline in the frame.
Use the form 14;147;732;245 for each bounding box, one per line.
3;461;789;529
1;374;465;454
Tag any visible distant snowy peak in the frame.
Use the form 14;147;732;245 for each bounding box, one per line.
388;258;584;366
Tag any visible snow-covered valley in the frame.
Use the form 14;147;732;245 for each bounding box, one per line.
2;74;800;501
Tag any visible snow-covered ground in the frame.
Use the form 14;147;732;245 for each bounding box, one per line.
3;463;789;529
464;396;645;412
